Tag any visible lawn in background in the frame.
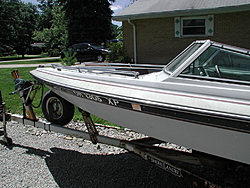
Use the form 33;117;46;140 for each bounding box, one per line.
0;54;51;61
0;57;60;65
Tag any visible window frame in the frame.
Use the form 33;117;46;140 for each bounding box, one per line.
174;15;214;38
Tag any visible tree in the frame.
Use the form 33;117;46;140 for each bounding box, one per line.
0;0;38;57
58;0;115;45
37;0;55;30
111;25;123;39
33;3;68;56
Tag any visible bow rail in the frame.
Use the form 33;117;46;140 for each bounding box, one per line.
51;63;164;78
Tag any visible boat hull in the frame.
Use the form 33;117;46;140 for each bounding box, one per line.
30;66;250;165
52;86;250;165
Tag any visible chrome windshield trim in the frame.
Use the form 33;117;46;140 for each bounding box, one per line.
163;40;211;77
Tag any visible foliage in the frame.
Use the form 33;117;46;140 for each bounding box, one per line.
0;0;120;59
107;26;125;62
0;45;14;56
33;3;68;56
47;48;60;57
37;0;55;30
111;25;123;40
106;41;123;62
58;0;115;45
106;40;129;63
60;48;77;66
0;0;38;58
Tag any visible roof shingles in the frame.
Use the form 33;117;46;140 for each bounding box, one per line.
113;0;250;20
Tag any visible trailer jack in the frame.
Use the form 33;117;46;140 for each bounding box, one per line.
78;108;99;144
0;91;12;146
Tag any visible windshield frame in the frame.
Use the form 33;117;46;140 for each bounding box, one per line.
164;40;211;76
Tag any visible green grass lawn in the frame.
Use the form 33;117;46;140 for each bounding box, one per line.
0;57;61;65
1;67;36;114
0;66;118;127
0;54;53;61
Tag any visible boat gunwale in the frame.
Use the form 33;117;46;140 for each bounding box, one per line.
31;68;250;107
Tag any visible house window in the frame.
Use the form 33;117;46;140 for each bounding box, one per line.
182;18;206;35
175;15;214;37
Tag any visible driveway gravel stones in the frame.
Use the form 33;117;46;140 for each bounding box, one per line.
1;121;196;188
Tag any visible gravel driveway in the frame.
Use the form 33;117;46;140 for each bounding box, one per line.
1;121;196;188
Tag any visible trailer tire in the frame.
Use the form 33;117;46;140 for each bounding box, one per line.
42;91;74;125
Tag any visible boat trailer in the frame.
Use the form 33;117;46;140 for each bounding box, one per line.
0;70;246;188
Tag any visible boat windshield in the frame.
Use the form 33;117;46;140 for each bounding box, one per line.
180;45;250;82
165;43;203;73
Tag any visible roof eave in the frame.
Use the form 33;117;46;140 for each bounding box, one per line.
113;4;250;21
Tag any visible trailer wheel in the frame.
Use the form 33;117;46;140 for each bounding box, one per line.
42;91;74;125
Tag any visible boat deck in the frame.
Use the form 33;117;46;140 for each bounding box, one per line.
51;63;164;78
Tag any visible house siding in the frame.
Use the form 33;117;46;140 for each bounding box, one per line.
122;11;250;64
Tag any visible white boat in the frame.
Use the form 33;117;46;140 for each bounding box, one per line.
30;40;250;165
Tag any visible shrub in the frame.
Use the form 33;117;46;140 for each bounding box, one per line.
106;41;129;63
60;48;77;66
48;49;60;57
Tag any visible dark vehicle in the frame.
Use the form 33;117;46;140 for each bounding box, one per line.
61;43;110;62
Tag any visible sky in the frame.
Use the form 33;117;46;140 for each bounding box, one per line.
22;0;132;25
